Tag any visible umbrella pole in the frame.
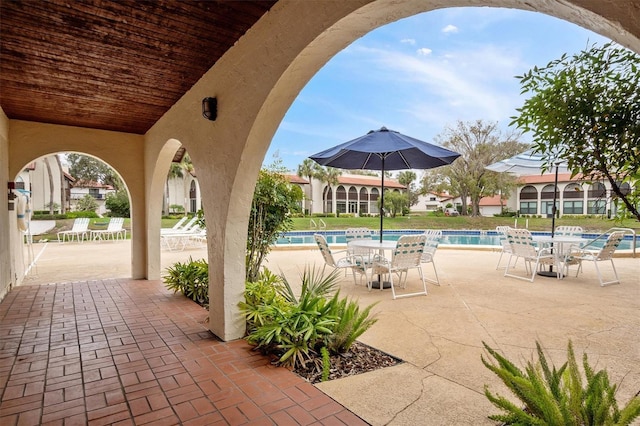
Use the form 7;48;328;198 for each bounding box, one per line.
379;158;385;243
538;164;560;278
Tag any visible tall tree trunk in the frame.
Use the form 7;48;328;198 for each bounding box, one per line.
54;154;66;213
45;157;54;214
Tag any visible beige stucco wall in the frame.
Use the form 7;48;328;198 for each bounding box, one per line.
8;121;147;279
0;108;13;302
1;0;638;332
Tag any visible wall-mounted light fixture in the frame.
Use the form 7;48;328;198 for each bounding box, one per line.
202;97;217;121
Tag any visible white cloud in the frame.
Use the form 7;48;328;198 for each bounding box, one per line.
343;43;526;125
401;38;416;45
442;24;459;34
416;48;432;56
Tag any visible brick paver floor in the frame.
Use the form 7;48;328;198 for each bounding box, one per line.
0;279;367;425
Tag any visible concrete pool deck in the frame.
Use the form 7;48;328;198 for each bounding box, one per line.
10;240;640;425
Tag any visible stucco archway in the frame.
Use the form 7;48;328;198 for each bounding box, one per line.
145;1;639;340
8;121;148;279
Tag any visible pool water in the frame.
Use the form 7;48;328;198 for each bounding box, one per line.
276;230;638;250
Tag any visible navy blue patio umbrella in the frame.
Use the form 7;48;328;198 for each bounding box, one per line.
310;127;461;242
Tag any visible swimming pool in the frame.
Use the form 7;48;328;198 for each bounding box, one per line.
276;229;639;251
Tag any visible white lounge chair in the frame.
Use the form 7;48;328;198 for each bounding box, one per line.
371;234;427;299
161;225;203;251
57;217;90;243
91;217;126;241
161;216;198;235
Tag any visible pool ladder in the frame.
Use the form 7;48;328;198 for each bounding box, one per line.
309;218;327;231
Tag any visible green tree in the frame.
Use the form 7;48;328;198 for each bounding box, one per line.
380;190;408;218
397;170;418;207
315;166;341;214
67;153;123;191
105;190;130;217
512;42;640;221
246;163;303;282
435;120;527;216
297;158;318;215
76;194;99;212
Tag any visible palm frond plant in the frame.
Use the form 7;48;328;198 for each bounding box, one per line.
163;257;209;306
240;265;378;371
482;340;640;425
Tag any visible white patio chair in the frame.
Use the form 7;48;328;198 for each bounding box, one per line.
563;231;626;286
345;227;374;267
91;217;126;241
554;226;583;237
504;228;557;282
495;226;516;270
57;217;90;243
421;230;442;285
371;234;427;299
314;234;370;286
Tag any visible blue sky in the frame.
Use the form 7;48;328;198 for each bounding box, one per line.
264;7;609;172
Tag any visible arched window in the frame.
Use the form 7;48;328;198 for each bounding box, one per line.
617;181;631;196
563;183;582;198
359;187;368;214
520;185;538;199
347;187;358;214
588;182;606;198
540;184;558;216
563;183;583;215
336;186;347;214
518;186;538;214
370;188;379;215
540;184;557;200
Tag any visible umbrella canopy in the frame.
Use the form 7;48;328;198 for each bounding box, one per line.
485;149;569;176
310;127;461;241
486;148;568;237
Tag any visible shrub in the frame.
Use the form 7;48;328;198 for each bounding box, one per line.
163;257;209;306
105;190;130;217
240;266;378;369
66;211;99;218
246;166;303;282
75;194;99;212
482;340;640;425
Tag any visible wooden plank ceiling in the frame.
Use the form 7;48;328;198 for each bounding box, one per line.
0;0;277;135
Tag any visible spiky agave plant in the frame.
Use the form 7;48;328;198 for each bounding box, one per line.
481;340;640;425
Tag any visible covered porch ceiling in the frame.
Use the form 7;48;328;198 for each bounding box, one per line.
0;0;277;137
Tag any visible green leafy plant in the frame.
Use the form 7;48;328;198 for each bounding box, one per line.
326;297;378;354
321;346;330;382
482;340;640;425
75;194;99;212
163;257;209;306
246;160;303;282
106;190;130;217
240;265;378;370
